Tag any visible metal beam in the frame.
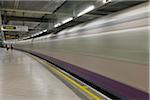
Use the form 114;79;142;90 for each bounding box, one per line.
0;8;101;17
0;8;52;15
1;15;54;22
53;0;67;13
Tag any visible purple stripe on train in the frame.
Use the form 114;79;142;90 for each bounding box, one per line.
16;48;149;100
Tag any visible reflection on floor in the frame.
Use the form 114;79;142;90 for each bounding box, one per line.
0;48;80;100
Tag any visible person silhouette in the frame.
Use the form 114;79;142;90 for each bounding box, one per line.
6;44;9;51
10;44;13;50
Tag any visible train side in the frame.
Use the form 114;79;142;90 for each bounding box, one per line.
14;3;149;99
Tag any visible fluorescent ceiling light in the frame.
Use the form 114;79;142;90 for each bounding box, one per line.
103;0;111;4
32;29;46;37
42;29;47;32
62;17;73;24
54;23;61;28
77;5;95;17
39;31;43;34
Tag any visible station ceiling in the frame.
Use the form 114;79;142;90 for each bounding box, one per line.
0;0;148;40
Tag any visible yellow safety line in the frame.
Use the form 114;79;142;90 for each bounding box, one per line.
30;54;101;100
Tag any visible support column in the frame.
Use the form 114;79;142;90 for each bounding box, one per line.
0;12;5;41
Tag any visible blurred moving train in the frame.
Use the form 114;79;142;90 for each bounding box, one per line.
12;2;149;99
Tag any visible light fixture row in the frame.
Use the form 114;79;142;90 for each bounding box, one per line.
31;29;47;37
54;5;95;28
54;0;111;28
24;0;111;40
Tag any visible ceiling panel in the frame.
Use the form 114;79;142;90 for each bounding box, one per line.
0;0;148;40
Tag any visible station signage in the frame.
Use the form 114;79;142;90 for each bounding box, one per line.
1;25;28;32
5;35;17;39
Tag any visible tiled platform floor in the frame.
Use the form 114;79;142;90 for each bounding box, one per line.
0;48;80;100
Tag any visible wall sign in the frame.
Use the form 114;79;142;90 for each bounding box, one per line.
1;25;28;32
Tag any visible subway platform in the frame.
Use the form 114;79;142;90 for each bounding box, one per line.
0;48;105;100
